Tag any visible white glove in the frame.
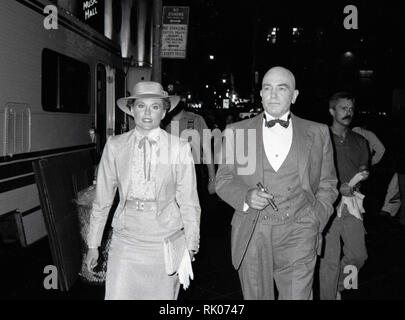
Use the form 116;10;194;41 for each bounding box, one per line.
338;172;367;220
177;248;194;290
348;172;365;187
337;193;365;220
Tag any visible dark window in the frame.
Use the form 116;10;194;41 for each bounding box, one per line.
112;0;122;33
96;64;107;153
42;49;90;113
130;5;137;45
114;68;126;135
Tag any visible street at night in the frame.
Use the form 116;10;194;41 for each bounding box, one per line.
1;0;405;308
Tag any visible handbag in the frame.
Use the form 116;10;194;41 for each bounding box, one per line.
163;229;187;275
74;184;112;285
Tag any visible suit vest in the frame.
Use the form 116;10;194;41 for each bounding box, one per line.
260;129;310;225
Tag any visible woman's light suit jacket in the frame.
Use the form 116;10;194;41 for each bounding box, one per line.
87;128;201;252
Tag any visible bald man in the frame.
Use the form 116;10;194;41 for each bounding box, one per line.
216;66;338;299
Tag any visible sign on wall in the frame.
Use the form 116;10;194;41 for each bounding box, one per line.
161;6;190;59
223;99;230;109
79;0;104;32
82;0;98;20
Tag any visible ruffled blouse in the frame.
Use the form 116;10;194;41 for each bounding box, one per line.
127;128;160;201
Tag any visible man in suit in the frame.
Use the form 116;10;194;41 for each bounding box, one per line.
215;66;338;300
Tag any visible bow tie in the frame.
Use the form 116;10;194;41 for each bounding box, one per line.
264;113;291;128
138;136;157;149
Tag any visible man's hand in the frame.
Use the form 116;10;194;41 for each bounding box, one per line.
207;180;216;195
245;188;273;210
359;170;370;181
340;183;354;197
85;248;99;274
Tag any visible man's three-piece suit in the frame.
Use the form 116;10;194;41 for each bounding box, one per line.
216;112;338;299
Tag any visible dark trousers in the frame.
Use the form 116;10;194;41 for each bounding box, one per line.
398;174;405;225
319;208;368;299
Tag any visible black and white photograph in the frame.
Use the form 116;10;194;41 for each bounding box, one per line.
1;0;405;308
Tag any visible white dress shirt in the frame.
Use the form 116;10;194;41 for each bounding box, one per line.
263;111;293;172
243;111;293;211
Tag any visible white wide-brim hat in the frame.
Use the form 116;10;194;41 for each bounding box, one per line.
117;81;180;116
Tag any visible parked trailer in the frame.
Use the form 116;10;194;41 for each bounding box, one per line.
0;0;125;246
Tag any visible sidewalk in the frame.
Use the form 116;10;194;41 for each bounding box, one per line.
1;202;404;300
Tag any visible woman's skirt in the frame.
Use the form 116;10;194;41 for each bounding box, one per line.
105;200;180;300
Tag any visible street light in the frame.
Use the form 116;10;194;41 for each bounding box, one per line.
209;55;215;60
343;51;354;58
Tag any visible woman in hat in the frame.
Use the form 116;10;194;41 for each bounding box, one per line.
85;81;201;300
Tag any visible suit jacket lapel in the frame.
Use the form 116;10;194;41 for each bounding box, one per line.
154;128;168;199
254;114;264;184
292;114;314;182
118;130;137;201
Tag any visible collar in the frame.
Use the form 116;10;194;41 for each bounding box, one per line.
330;127;353;143
264;111;291;121
134;127;161;141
